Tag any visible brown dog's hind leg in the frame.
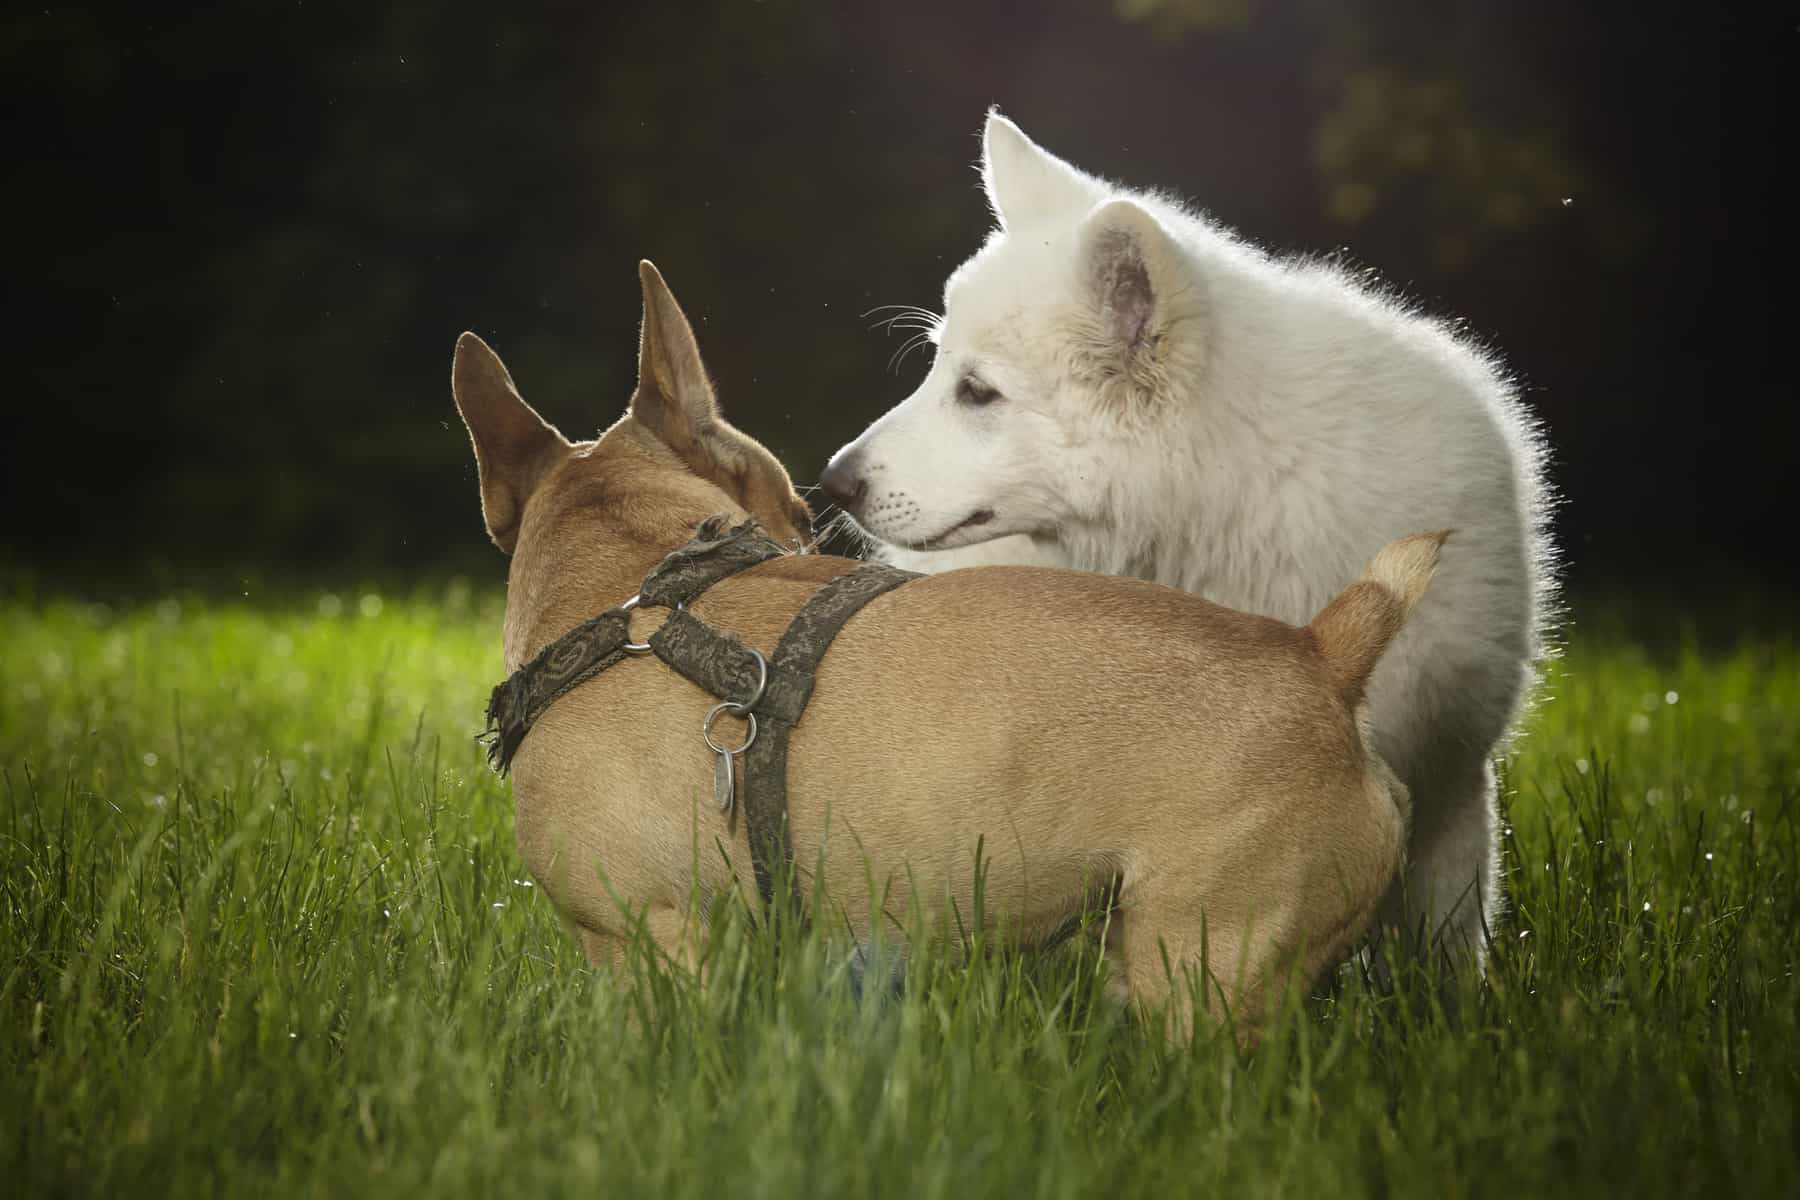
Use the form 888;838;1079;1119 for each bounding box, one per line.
577;926;620;968
642;906;706;973
1105;875;1264;1045
577;908;701;974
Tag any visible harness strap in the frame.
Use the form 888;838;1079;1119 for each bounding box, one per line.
742;562;918;903
637;518;788;608
647;608;809;723
480;608;632;772
645;562;916;903
480;517;784;772
479;516;918;910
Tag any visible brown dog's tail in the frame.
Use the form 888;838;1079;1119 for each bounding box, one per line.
1307;531;1450;706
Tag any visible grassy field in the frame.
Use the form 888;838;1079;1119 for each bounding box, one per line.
1;583;1795;1197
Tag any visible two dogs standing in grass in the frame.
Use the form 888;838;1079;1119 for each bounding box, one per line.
452;112;1552;1036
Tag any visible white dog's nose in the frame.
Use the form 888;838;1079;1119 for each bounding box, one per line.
819;450;868;513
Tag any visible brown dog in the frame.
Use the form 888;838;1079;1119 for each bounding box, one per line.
452;260;1442;1039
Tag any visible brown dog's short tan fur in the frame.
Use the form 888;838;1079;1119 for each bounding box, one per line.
453;260;1445;1039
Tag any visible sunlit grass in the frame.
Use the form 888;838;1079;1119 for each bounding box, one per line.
2;589;1795;1196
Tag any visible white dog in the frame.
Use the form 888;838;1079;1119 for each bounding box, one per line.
821;111;1555;969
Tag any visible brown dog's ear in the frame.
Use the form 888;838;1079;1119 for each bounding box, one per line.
630;259;719;453
629;261;814;545
451;332;570;554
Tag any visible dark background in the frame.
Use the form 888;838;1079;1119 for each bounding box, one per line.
4;1;1793;603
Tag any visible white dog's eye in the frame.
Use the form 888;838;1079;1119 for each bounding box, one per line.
956;375;1002;407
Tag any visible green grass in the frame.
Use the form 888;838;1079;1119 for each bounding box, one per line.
2;585;1795;1197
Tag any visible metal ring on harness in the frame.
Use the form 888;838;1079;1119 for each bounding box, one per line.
703;704;758;756
619;593;684;655
700;647;769;754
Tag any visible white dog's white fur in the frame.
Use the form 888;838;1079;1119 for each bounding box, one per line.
825;111;1555;968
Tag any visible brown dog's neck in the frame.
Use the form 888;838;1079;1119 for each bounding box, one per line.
495;421;816;671
503;530;686;671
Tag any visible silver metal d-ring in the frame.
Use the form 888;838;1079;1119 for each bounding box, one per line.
618;594;653;654
619;593;684;655
702;703;758;756
737;647;769;711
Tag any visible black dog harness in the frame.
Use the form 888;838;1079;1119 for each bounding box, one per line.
480;517;917;904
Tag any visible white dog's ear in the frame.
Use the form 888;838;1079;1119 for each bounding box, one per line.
1076;199;1185;398
452;333;572;555
981;111;1101;230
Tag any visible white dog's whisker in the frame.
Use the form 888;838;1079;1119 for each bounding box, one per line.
864;304;944;342
886;331;935;375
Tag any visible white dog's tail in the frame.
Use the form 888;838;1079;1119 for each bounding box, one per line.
1308;531;1451;706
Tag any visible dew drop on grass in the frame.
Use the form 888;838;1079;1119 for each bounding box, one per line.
1575;758;1590;774
318;594;343;618
142;752;158;767
1664;690;1680;705
1629;713;1652;734
359;593;384;618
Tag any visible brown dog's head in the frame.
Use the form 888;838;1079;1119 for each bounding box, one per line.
451;261;813;569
